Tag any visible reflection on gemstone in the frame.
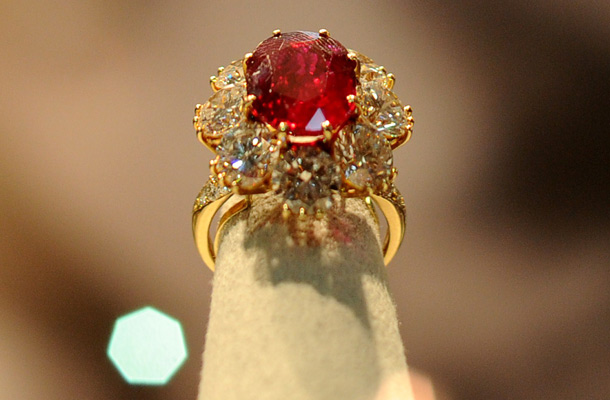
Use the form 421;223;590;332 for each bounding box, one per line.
305;108;328;132
107;306;188;385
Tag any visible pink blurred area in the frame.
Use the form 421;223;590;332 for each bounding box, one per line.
1;1;609;399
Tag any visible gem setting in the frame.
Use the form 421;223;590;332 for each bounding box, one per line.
194;30;413;214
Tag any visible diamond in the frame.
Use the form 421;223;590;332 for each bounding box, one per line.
355;53;391;89
194;176;231;211
196;83;245;139
213;59;245;90
388;183;406;211
359;83;408;142
354;53;409;145
215;121;278;191
370;90;408;141
273;146;341;213
334;120;393;193
245;31;357;142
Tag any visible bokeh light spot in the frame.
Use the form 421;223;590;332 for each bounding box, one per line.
107;306;188;385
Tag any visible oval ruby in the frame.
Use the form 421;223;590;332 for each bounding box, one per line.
245;31;357;144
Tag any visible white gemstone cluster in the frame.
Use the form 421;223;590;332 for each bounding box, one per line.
194;53;412;214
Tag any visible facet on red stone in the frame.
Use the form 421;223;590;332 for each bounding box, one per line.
245;31;357;143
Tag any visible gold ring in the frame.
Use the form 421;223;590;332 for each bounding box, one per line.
191;29;413;271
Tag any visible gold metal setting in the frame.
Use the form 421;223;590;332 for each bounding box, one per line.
386;73;396;90
242;53;253;74
209;76;218;91
347;51;361;79
242;94;257;117
192;29;414;270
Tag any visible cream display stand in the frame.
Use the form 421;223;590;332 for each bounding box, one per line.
197;195;414;400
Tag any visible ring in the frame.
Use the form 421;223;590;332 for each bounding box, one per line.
192;29;413;271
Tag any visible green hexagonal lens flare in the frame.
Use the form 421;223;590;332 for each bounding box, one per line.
107;306;188;385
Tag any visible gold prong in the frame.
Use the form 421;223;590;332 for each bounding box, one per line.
298;207;307;219
318;29;330;38
388;131;409;149
282;203;291;219
347;51;361;79
193;103;203;129
390;167;398;180
198;128;223;152
211;163;220;176
217;66;225;75
210;76;219;91
209;157;221;174
321;120;333;142
315;209;325;219
407;116;415;125
346;94;362;115
275;130;287;150
386;73;396;90
242;94;257;117
243;53;253;73
228;183;240;195
404;105;413;116
278;121;289;132
343;177;368;194
272;29;281;37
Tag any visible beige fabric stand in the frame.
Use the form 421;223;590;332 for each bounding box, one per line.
198;194;414;400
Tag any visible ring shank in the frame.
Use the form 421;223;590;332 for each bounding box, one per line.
371;194;406;266
192;194;231;271
193;193;405;271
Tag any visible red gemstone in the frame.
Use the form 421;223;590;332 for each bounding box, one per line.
245;31;357;143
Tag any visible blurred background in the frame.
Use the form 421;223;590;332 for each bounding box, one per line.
1;0;609;399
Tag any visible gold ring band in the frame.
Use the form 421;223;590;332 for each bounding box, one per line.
192;178;406;271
